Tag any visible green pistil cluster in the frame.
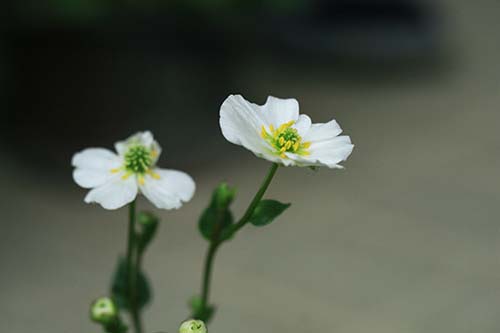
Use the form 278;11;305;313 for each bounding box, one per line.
261;121;311;158
277;128;300;152
124;145;152;174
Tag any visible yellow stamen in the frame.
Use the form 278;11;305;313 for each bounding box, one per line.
138;175;145;185
147;170;161;180
261;125;267;139
121;172;132;180
150;149;158;158
110;168;121;173
261;119;311;159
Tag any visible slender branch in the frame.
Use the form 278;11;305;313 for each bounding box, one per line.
126;200;142;333
132;251;144;333
231;163;279;233
198;163;279;315
200;241;220;310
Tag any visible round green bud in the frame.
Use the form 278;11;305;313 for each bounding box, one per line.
90;297;118;325
179;319;207;333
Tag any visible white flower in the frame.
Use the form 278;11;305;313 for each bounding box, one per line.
219;95;354;168
72;131;195;210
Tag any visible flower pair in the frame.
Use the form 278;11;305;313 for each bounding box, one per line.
72;95;354;210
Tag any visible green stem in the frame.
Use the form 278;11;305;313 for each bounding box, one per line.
126;200;142;333
133;243;148;333
200;241;220;310
198;163;279;314
131;254;143;333
231;163;279;234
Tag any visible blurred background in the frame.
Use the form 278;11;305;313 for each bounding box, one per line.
1;0;500;332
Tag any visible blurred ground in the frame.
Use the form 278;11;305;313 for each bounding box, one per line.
1;1;500;333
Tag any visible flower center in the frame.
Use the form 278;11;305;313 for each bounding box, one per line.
124;145;152;174
261;121;311;158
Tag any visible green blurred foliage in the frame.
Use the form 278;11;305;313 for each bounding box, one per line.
110;257;152;311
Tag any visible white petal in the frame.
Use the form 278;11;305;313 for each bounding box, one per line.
291;136;354;168
114;131;162;162
114;141;128;157
293;114;312;136
260;96;299;127
137;131;154;146
72;148;122;188
72;148;121;169
139;168;195;210
73;168;115;189
303;119;343;142
84;174;138;210
293;118;352;167
220;95;272;156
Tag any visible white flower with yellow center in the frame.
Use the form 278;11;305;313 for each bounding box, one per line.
72;131;195;210
220;95;354;168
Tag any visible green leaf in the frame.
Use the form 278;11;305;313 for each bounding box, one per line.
198;207;233;241
198;183;236;242
249;200;291;227
110;257;151;311
189;295;216;323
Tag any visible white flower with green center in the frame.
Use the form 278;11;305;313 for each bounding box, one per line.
72;131;195;210
220;95;354;168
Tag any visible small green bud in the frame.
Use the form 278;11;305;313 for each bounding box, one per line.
179;319;207;333
90;297;118;325
138;211;159;226
137;211;159;252
213;183;236;210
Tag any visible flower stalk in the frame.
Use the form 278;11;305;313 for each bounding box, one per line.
126;200;142;333
230;163;279;234
200;241;220;311
197;163;279;318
